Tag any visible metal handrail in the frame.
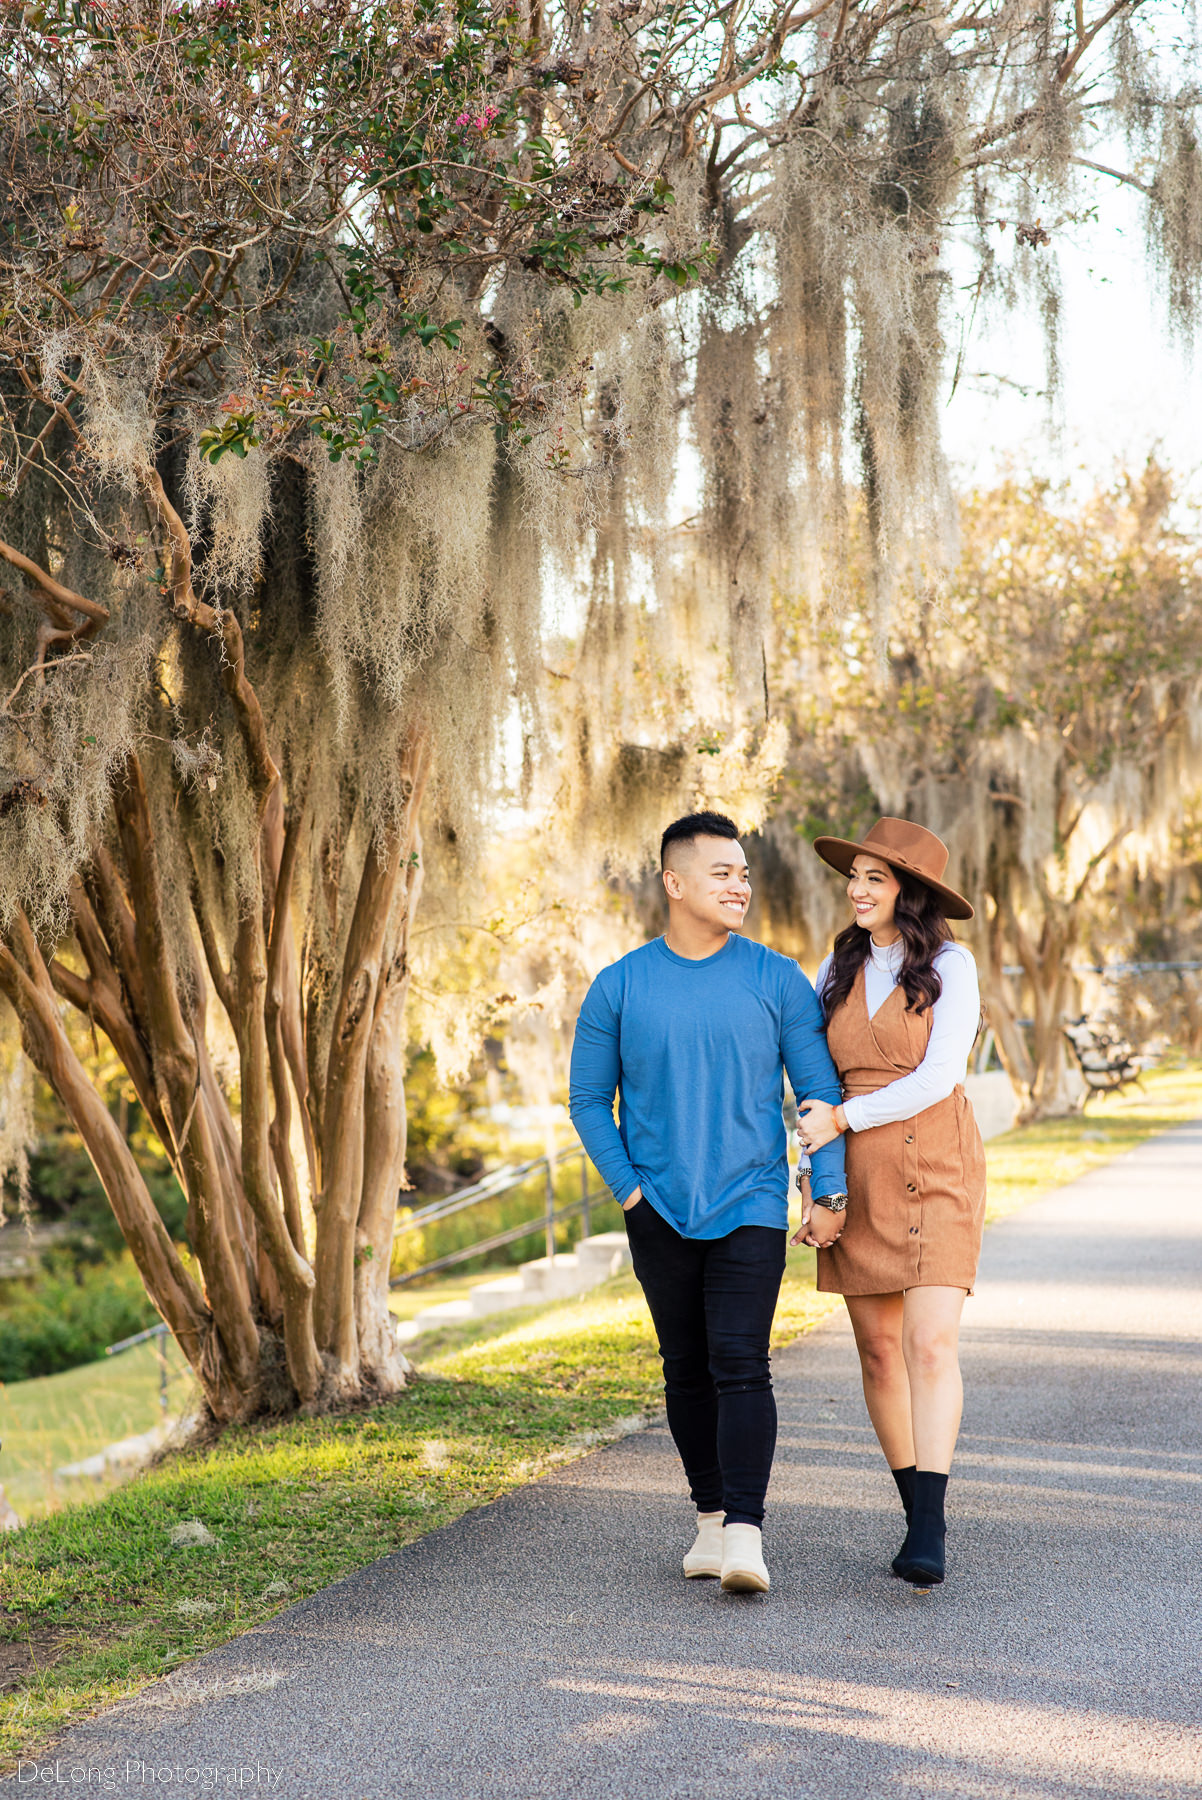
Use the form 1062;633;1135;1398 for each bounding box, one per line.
390;1141;614;1290
106;1322;169;1355
1000;961;1202;977
105;1320;173;1415
391;1194;597;1285
396;1149;574;1230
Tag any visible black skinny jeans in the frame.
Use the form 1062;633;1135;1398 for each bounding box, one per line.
623;1199;787;1527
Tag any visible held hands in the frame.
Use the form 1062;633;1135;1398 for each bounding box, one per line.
625;1174;841;1245
793;1098;846;1246
796;1097;844;1154
789;1174;844;1250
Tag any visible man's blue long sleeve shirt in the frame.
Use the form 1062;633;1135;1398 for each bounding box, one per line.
568;933;846;1239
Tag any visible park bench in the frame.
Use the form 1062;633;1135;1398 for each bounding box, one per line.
1062;1015;1156;1095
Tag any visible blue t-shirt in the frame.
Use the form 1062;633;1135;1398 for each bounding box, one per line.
568;933;846;1239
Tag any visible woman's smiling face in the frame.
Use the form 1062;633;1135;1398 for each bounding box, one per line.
847;854;902;940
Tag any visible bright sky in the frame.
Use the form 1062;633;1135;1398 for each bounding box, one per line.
942;168;1202;496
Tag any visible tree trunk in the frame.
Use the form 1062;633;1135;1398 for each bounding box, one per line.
978;904;1034;1099
0;526;432;1425
997;905;1083;1120
314;735;429;1395
2;778;430;1419
0;925;249;1422
356;830;424;1391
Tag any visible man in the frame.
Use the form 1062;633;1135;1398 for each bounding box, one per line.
569;811;847;1593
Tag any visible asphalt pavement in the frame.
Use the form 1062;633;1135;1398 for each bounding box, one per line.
8;1119;1202;1800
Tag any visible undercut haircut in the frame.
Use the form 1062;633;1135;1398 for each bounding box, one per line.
660;811;741;871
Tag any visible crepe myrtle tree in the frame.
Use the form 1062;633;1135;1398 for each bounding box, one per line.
0;0;1197;1419
0;0;717;1420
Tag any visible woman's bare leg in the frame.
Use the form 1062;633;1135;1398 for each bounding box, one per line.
844;1293;914;1468
901;1285;968;1473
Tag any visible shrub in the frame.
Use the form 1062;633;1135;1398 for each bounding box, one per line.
0;1251;159;1382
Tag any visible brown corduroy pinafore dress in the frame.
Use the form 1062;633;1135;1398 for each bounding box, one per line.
817;964;987;1296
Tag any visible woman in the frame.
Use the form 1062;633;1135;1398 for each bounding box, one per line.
794;817;985;1587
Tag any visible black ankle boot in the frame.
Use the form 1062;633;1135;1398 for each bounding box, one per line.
892;1470;948;1585
889;1465;917;1571
890;1464;917;1524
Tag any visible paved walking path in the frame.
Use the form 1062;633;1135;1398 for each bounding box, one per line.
9;1121;1202;1800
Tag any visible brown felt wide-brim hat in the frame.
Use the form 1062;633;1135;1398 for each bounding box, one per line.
812;816;975;921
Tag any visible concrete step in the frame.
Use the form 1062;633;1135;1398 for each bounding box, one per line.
519;1253;582;1299
56;1420;179;1483
573;1231;631;1279
467;1275;529;1316
409;1298;475;1333
521;1253;610;1300
963;1070;1020;1139
391;1226;633;1344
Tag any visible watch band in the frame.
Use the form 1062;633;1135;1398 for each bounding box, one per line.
811;1192;848;1213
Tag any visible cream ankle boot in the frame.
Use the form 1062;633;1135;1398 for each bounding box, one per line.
682;1510;725;1578
720;1522;770;1593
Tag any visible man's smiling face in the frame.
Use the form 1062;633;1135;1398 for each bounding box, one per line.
662;835;752;934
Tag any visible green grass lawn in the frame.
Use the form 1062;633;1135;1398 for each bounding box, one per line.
2;1059;1198;1771
0;1337;195;1520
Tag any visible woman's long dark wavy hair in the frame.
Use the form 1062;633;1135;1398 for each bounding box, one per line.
820;866;954;1019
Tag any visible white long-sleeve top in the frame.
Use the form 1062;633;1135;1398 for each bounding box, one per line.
814;938;980;1132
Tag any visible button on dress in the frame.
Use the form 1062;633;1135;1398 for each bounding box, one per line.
818;964;987;1295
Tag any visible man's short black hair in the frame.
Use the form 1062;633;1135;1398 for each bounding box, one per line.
660;811;741;870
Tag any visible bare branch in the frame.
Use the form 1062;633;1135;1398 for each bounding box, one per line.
142;466;280;806
1067;154;1155;197
0;536;110;628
